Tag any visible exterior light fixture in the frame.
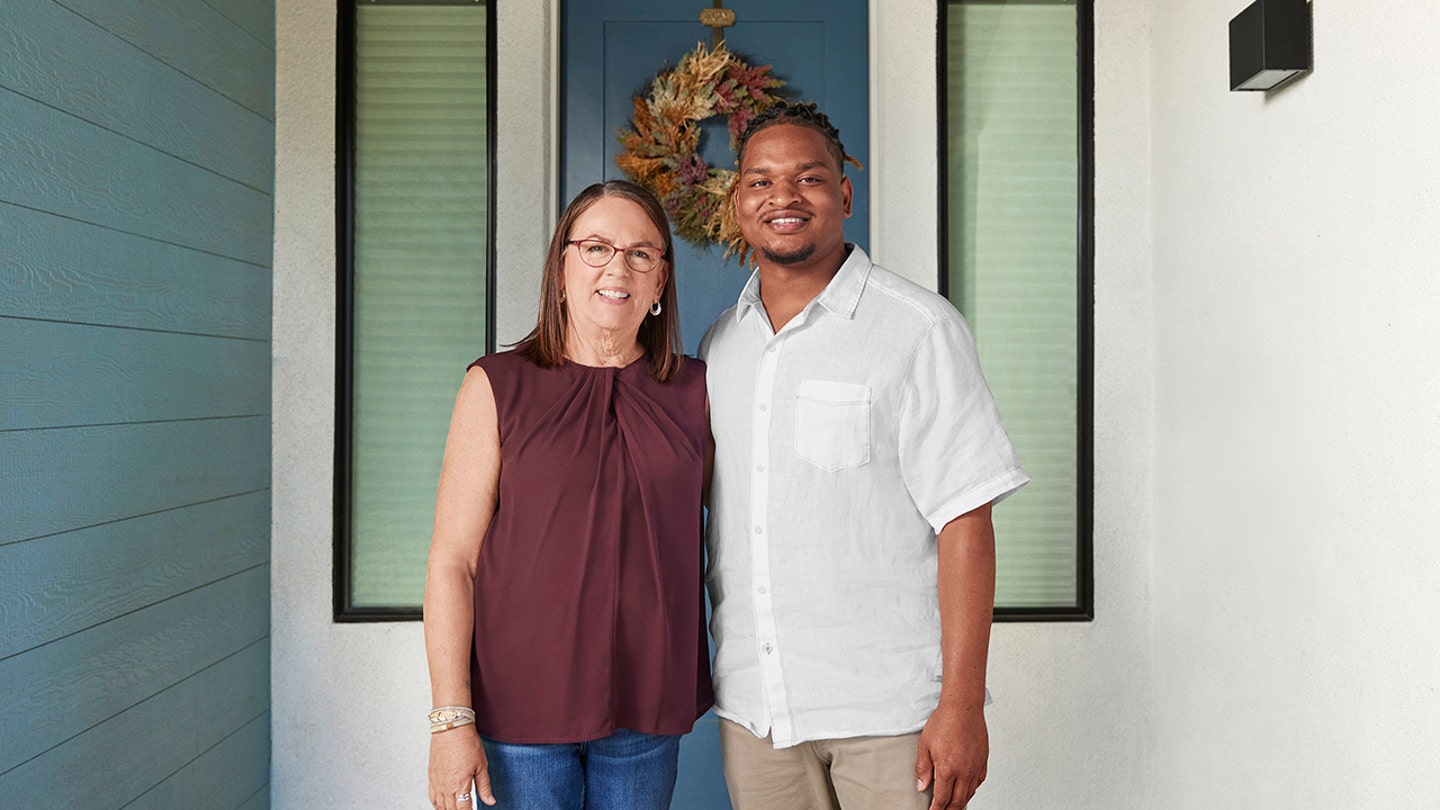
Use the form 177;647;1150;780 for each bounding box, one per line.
1229;0;1312;91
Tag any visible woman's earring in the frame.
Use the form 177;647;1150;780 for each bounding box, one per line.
649;301;662;316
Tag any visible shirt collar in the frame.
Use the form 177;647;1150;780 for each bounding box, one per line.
733;244;872;324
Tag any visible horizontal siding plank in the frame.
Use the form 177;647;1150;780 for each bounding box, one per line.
0;416;270;544
0;204;270;339
124;712;270;810
0;318;270;431
0;638;269;806
0;491;269;659
0;567;269;773
51;0;274;120
0;0;273;191
0;90;272;266
203;0;275;51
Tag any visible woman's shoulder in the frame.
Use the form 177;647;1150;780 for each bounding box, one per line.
648;355;707;409
468;349;561;406
652;354;706;389
468;347;527;373
471;347;567;383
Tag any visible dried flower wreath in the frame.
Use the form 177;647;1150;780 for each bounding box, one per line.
615;42;784;263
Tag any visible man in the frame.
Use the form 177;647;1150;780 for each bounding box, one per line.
699;101;1029;810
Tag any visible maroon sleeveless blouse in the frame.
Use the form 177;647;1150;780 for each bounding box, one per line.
467;350;713;743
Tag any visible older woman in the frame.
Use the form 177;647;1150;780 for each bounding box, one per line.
423;180;712;810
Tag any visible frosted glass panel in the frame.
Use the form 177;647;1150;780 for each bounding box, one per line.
947;2;1080;609
350;4;489;609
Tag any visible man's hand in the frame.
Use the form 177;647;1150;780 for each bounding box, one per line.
915;701;988;810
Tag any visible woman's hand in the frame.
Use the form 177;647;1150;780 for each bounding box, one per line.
428;726;495;808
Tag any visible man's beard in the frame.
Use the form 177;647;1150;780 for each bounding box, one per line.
761;243;816;266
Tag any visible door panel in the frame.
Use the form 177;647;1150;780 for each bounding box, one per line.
562;4;868;807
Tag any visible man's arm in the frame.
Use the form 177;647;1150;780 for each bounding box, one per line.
915;501;996;810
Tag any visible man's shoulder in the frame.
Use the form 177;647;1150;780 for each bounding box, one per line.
698;305;743;360
861;261;965;329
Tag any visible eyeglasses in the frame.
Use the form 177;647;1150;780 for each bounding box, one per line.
566;239;664;273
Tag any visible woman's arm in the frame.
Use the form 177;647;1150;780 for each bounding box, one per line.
424;366;502;809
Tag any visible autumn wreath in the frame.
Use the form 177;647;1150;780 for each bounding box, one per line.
615;42;784;262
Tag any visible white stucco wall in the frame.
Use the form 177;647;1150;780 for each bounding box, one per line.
1146;1;1440;805
273;0;1158;806
271;1;425;806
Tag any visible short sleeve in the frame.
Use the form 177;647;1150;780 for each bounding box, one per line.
897;312;1030;534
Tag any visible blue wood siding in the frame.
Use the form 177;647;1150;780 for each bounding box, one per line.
0;0;274;806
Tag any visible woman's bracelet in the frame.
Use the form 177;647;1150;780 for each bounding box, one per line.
428;706;476;734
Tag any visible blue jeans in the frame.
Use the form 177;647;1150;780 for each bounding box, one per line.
480;728;681;810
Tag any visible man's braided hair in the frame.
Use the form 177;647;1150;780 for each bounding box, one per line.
735;100;864;175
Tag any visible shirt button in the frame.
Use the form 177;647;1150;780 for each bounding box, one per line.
766;345;776;353
758;403;768;412
755;464;765;473
754;526;764;535
757;585;767;595
763;643;774;654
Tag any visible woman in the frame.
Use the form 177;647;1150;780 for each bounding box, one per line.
423;180;713;810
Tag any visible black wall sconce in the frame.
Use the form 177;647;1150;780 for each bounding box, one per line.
1229;0;1312;91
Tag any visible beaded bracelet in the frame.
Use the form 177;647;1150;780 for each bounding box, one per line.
428;706;476;734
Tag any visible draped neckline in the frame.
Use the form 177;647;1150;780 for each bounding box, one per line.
561;354;646;372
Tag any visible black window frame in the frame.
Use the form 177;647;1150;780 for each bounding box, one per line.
334;0;498;622
937;0;1095;621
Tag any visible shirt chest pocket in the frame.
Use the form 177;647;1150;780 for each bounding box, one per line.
794;379;871;472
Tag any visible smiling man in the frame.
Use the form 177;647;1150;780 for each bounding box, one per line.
699;101;1030;810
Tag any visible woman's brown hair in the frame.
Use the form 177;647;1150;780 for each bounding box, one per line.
516;180;684;382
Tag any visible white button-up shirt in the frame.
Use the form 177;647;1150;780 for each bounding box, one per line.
699;246;1028;748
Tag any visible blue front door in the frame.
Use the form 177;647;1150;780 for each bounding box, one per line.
562;3;869;807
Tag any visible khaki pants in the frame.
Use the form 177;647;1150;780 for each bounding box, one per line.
719;718;933;810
